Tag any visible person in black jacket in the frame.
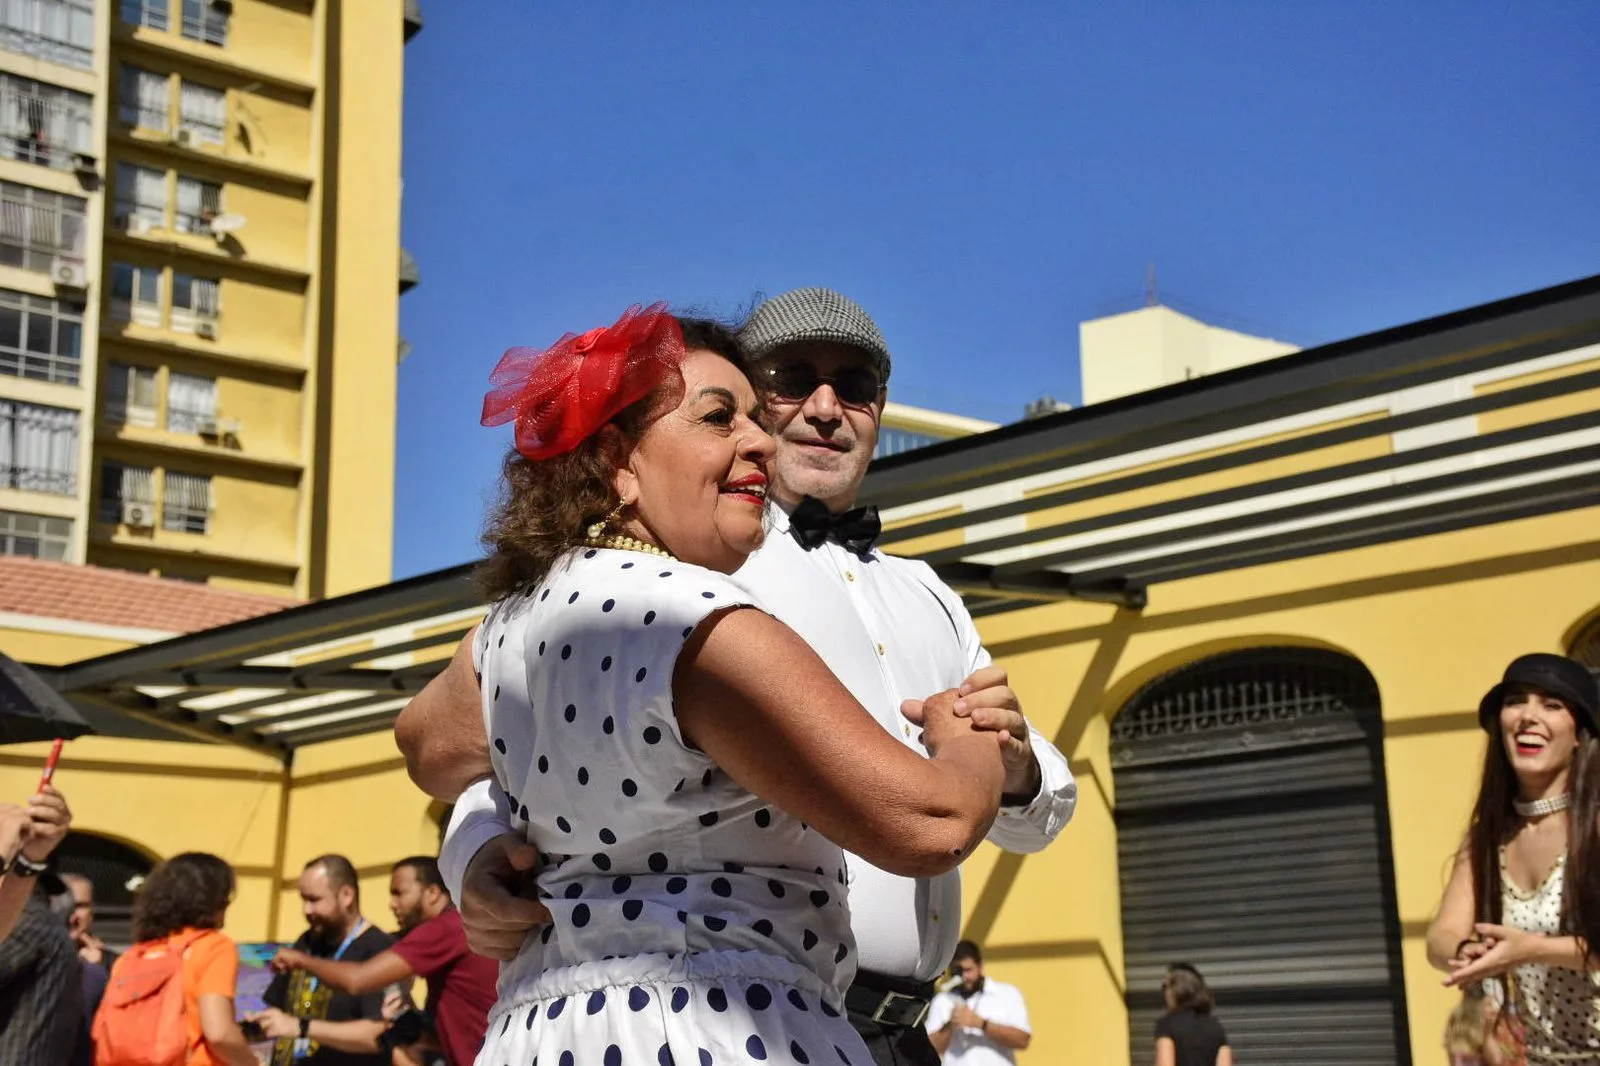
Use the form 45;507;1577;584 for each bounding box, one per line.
1154;964;1233;1066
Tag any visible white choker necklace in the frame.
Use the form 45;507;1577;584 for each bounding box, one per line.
1514;794;1572;818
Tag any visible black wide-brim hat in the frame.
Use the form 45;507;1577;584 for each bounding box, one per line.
1478;652;1600;737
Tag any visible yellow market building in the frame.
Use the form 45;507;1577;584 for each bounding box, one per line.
3;271;1599;1066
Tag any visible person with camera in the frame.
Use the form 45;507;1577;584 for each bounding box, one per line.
267;857;495;1066
925;941;1032;1065
251;855;393;1065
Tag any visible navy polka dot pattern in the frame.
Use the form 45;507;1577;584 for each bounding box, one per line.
475;548;865;1066
1500;849;1600;1059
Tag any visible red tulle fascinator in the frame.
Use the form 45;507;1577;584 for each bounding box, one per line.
481;303;685;460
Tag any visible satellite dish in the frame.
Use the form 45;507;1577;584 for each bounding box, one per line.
208;213;247;236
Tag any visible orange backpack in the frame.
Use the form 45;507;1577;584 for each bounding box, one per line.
92;929;216;1066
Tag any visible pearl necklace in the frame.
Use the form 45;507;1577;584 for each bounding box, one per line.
1514;793;1572;818
581;532;674;560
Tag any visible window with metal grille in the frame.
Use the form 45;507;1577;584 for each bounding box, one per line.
120;0;167;31
0;0;95;70
166;372;216;433
174;175;221;234
874;428;947;459
0;509;70;559
109;262;164;327
113;163;166;230
162;469;210;533
54;832;155;948
99;461;154;523
177;81;225;146
104;362;159;427
0;74;93;170
170;272;218;333
180;0;226;46
0;400;75;495
117;65;170;133
0;180;85;273
0;289;82;385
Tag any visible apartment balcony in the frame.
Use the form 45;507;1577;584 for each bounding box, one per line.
0;463;73;494
0;0;95;72
0;77;94;173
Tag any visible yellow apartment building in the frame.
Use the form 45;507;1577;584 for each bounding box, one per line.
0;0;414;601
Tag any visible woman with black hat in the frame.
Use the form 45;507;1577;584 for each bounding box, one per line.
1428;652;1600;1064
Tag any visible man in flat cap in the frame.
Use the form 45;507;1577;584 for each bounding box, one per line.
401;287;1077;1066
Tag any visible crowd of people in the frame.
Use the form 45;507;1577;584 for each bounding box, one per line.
0;286;1597;1066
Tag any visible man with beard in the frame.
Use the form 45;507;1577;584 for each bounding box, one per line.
268;857;496;1066
251;855;392;1065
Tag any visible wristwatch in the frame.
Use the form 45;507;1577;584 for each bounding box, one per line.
7;852;48;877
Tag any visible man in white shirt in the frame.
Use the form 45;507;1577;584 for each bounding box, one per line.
397;287;1077;1066
926;941;1032;1065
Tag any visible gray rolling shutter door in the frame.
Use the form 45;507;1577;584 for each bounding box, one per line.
1113;649;1410;1066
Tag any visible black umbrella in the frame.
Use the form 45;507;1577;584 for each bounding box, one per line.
0;652;94;744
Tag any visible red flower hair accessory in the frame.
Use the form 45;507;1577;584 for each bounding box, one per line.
481;303;685;460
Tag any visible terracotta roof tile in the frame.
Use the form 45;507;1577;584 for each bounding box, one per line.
0;556;297;635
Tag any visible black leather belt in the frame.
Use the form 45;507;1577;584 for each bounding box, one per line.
844;970;936;1029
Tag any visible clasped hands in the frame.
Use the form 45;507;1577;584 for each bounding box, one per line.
459;666;1039;960
1444;923;1546;987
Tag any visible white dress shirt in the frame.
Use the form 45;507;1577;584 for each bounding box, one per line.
925;978;1032;1066
441;504;1077;982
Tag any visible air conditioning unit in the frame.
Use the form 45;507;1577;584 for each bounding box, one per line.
126;215;151;236
196;417;219;436
175;128;196;148
212;0;233;11
72;152;97;175
194;319;218;340
121;501;153;528
51;258;88;289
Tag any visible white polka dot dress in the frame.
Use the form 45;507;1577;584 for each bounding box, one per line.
474;547;868;1066
1500;849;1600;1064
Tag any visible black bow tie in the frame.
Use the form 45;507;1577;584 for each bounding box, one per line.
789;496;881;555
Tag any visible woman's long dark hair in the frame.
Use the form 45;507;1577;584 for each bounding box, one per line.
1469;720;1600;955
132;852;235;942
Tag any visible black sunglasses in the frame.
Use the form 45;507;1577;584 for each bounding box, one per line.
759;363;884;408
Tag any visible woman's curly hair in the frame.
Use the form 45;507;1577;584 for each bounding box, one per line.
132;852;235;942
476;316;749;601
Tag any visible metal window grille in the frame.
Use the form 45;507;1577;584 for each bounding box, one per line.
0;400;75;494
0;0;95;71
98;462;154;522
179;0;225;46
104;362;158;427
0;74;92;170
161;469;210;533
0;288;81;385
108;262;164;327
0;180;85;273
174;175;220;234
0;508;70;559
117;65;170;133
119;0;167;31
177;81;225;146
165;372;215;433
113;163;166;228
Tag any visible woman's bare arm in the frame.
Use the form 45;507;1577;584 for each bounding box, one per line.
676;607;1005;878
395;630;492;802
1427;841;1477;971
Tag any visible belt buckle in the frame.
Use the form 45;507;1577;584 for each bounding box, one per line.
870;990;929;1028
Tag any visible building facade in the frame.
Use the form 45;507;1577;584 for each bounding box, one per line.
0;0;411;601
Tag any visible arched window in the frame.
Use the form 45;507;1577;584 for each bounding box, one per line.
52;831;156;948
1570;614;1600;669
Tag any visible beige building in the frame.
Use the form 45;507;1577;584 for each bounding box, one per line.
1081;303;1299;406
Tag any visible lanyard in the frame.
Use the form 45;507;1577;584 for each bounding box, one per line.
292;919;369;1060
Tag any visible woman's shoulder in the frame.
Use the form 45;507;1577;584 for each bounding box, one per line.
500;549;759;631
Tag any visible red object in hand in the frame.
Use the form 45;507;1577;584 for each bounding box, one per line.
39;738;64;791
481;303;685;461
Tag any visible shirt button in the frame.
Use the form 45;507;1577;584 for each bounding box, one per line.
902;723;912;738
875;642;885;656
845;571;856;582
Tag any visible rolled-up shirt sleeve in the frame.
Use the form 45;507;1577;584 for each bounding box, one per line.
438;776;518;902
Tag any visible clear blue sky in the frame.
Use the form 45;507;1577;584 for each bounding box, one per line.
393;1;1598;580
